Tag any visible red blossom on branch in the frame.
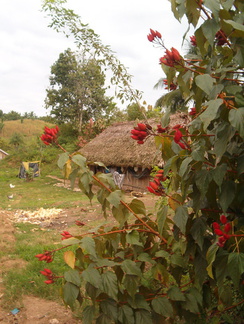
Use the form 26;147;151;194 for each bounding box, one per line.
160;48;182;67
61;231;73;240
163;79;178;91
40;126;59;145
154;169;168;182
189;107;197;116
130;123;150;144
147;28;162;42
147;177;165;196
174;129;183;143
173;128;188;150
212;215;232;247
190;35;197;46
35;251;53;263
215;30;228;46
75;220;85;227
40;268;55;284
156;124;167;133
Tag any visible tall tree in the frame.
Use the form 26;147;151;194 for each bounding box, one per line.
45;49;116;132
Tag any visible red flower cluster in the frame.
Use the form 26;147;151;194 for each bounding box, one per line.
163;79;177;91
159;48;181;67
35;251;53;263
40;126;59;145
61;231;73;240
174;129;187;150
154;169;167;182
157;124;167;133
131;123;149;144
147;29;162;42
147;176;165;196
213;215;232;247
189;107;197;116
215;30;228;46
190;35;197;46
75;220;85;227
40;268;55;284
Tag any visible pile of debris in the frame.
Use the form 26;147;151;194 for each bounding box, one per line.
11;208;64;225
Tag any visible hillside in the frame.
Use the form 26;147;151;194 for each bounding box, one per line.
0;119;54;139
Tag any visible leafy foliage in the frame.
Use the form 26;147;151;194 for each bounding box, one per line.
45;48;116;132
38;0;244;323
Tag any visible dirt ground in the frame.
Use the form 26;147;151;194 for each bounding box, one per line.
0;182;157;324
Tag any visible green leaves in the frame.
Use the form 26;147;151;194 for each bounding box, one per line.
81;266;102;288
121;260;142;277
80;237;97;259
227;253;244;287
57;152;69;169
64;269;81;286
151;297;173;318
190;217;207;250
63;282;80;309
167;286;186;301
102;272;118;300
45;0;244;322
174;205;189;234
129;199;146;216
229;108;244;139
199;99;223;130
219;180;236;212
195;75;214;96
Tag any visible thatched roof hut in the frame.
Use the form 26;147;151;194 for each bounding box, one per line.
80;113;189;192
80;119;162;169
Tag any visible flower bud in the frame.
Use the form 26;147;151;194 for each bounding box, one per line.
220;215;227;224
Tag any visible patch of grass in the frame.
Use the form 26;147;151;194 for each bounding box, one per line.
2;222;75;309
0;164;88;210
0;119;54;139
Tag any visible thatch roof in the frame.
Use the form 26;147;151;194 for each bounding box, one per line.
80;113;189;169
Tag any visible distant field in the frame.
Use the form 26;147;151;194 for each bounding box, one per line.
0;119;54;139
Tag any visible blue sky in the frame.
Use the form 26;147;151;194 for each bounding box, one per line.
0;0;191;116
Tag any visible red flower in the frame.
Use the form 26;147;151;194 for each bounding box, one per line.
212;222;220;230
214;229;224;236
40;268;55;284
155;169;167;182
61;231;73;240
44;279;54;284
217;236;226;247
163;79;177;91
190;36;197;46
220;214;227;224
75;220;85;226
189;107;196;116
130;123;150;144
147;34;154;42
147;29;162;42
157;125;167;133
213;215;232;247
224;223;231;234
174;129;183;143
215;30;228;46
147;177;165;196
160;48;181;67
40;125;59;145
35;252;53;263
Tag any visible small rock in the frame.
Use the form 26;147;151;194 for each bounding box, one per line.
49;319;60;324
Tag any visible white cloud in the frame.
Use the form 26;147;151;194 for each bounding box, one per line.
0;0;191;116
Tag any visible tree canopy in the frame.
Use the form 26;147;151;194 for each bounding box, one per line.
45;49;116;132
